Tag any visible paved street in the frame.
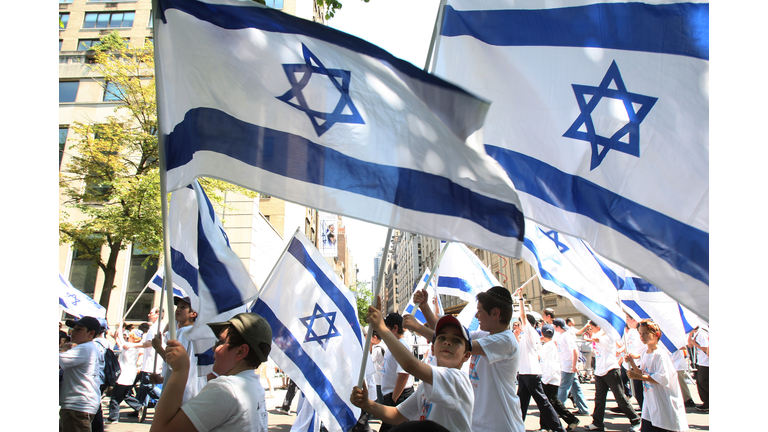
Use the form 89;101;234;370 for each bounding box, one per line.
98;376;709;431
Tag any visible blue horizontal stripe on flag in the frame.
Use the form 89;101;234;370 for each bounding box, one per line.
196;211;244;314
524;238;625;337
288;238;363;348
621;300;678;352
251;298;357;431
195;348;215;366
623;277;662;293
441;3;709;60
165;108;525;241
170;247;199;295
437;277;474;294
151;275;186;298
158;0;474;96
487;146;708;285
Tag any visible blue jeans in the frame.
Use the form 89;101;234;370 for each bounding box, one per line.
558;371;589;413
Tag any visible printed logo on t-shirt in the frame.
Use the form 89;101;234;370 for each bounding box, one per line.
468;355;480;385
641;365;653;391
420;393;433;420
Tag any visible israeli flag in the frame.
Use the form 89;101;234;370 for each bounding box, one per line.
521;221;626;341
58;272;106;319
251;230;371;432
432;0;709;321
168;180;261;374
291;392;321;432
156;0;526;260
618;274;702;353
435;242;501;331
403;269;443;324
144;266;187;299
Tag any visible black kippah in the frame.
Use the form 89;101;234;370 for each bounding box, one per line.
486;286;513;304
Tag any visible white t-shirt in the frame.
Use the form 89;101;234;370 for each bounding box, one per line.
117;346;141;386
468;330;525;432
381;337;414;395
594;331;620;377
371;343;387;386
397;365;473;432
637;350;689;431
694;329;709;366
182;369;268;432
518;320;542;375
539;340;561;386
556;331;578;372
670;349;688;372
163;325;206;405
59;340;104;414
141;320;164;374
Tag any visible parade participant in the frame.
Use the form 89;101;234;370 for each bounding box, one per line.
553;318;589;416
150;312;272;432
626;320;689;432
409;286;526;432
106;324;144;424
621;315;646;411
377;312;415;432
515;288;565;432
350;302;474;432
584;321;641;432
59;316;105;432
670;347;696;408
543;308;556;325
687;325;709;412
130;307;165;419
540;324;581;431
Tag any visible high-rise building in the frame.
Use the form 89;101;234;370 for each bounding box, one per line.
58;0;325;326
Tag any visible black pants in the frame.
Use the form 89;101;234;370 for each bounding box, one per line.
592;369;639;428
378;387;414;432
640;418;674;432
517;374;564;432
632;378;644;410
695;365;709;406
543;383;579;427
108;384;133;422
279;380;298;410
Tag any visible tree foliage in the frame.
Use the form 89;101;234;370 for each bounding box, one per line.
60;33;255;308
350;280;373;326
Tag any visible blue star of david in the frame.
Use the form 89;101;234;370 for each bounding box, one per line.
67;292;81;306
536;227;569;265
276;44;365;137
299;304;341;349
563;60;658;170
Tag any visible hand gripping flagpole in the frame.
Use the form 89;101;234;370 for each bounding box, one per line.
357;227;393;389
152;0;176;341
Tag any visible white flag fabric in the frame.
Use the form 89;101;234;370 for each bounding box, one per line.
144;266;187;299
58;272;106;319
435;242;501;331
618;274;701;353
402;269;443;323
432;0;709;321
156;0;526;259
168;180;261;374
521;221;626;341
291;392;321;432
250;230;370;432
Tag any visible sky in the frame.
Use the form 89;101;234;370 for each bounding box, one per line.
326;0;443;286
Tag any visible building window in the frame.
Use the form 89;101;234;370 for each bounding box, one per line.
60;13;70;29
60;81;79;103
60;127;69;168
59;40;63;51
265;0;284;9
60;0;73;3
69;246;99;298
123;246;158;321
145;37;153;47
148;10;153;28
102;82;122;102
78;39;101;51
83;12;135;29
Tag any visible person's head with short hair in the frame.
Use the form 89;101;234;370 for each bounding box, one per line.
637;319;662;346
552;318;567;333
148;307;161;323
208;312;272;375
541;324;555;341
96;317;109;336
174;296;197;326
543;308;556;323
625;314;638;329
565;318;575;327
432;315;473;369
476;286;514;333
384;312;404;337
66;316;101;345
588;320;600;333
371;331;382;345
138;322;150;333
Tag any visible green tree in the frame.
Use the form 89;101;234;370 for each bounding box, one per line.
350;280;373;326
59;33;255;308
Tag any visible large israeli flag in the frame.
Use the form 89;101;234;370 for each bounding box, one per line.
58;272;106;319
144;266;187;299
432;0;709;321
251;230;370;432
403;269;443;323
156;0;526;260
521;221;626;341
168;180;261;373
435;242;501;331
